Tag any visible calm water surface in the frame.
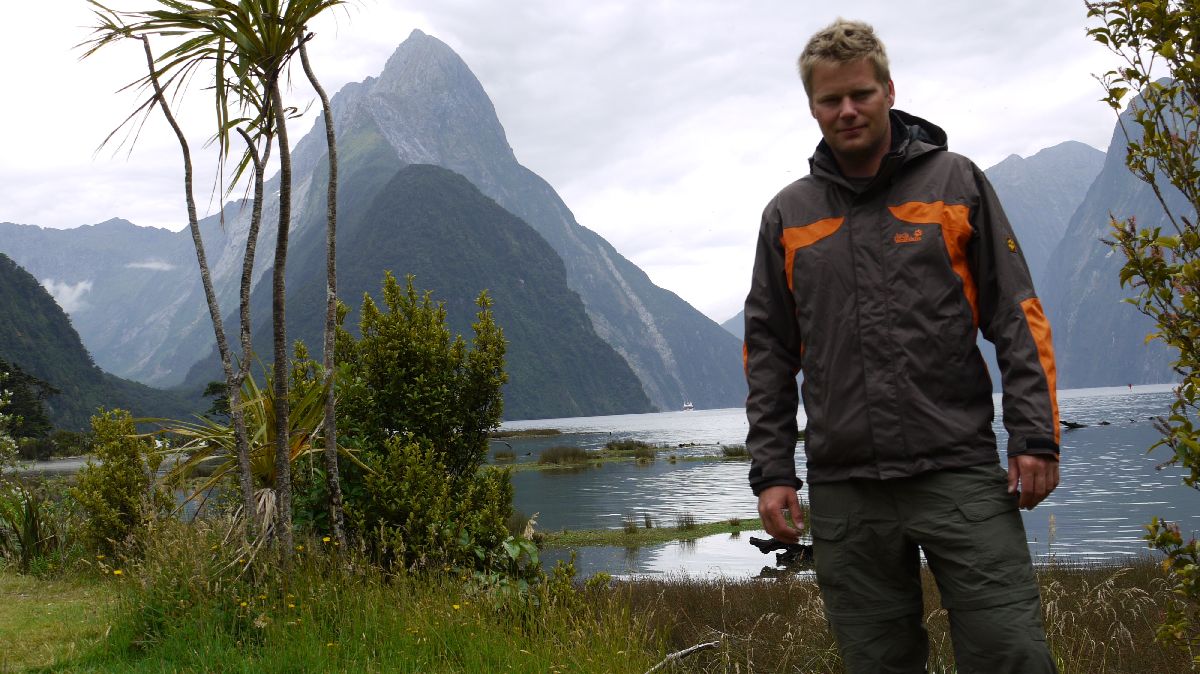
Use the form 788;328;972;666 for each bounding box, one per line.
502;384;1200;577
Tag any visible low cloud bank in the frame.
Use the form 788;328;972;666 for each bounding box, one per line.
41;278;93;313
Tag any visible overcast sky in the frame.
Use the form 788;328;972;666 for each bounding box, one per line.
1;1;1121;323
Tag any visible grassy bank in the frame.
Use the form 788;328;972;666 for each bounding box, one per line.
0;555;1186;673
542;517;752;548
495;439;752;472
489;428;562;439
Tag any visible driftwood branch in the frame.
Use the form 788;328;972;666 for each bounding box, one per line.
644;640;721;673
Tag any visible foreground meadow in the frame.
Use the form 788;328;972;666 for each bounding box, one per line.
0;531;1187;673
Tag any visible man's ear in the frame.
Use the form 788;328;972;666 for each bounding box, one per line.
887;80;895;108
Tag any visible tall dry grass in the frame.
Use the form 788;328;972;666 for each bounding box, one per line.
608;557;1188;673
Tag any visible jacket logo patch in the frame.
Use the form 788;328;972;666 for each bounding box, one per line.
1007;237;1017;252
894;228;924;244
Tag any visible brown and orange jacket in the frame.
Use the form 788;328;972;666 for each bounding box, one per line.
744;110;1059;494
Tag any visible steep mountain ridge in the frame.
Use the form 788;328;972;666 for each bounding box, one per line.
1040;106;1186;387
985;141;1105;290
0;253;193;429
307;30;745;410
1;30;745;414
181;148;654;418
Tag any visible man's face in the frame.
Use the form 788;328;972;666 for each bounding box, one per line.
808;58;895;176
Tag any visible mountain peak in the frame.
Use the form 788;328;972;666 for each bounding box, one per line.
327;30;516;172
380;29;473;87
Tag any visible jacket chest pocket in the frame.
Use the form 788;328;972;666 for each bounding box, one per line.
885;218;978;337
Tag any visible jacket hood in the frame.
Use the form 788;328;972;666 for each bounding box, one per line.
810;108;948;184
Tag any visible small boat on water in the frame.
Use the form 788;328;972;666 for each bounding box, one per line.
682;400;694;411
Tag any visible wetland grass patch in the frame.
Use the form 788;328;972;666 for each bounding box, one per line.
537;445;591;466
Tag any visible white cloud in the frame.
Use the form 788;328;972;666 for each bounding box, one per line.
125;260;176;271
40;279;94;314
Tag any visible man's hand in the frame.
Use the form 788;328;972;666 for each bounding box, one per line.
1007;454;1060;510
757;485;804;543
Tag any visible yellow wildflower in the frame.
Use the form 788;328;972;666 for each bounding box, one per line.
452;604;461;610
240;601;248;608
112;569;123;576
322;536;331;543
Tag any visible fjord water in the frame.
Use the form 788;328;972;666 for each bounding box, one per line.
502;384;1200;577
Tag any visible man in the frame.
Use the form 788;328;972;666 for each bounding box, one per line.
743;18;1060;673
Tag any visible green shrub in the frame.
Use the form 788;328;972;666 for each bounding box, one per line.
633;446;656;462
333;274;516;574
14;431;90;461
493;449;516;462
0;375;17;473
537;446;590;465
348;437;512;572
50;429;93;457
336;273;506;478
71;409;168;556
0;479;81;575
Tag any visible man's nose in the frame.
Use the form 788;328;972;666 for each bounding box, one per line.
837;97;857;118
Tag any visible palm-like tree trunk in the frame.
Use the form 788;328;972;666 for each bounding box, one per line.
140;36;257;534
298;33;346;549
234;127;271;536
270;78;295;560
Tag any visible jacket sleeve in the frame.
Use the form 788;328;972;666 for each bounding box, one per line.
970;164;1061;458
744;201;805;495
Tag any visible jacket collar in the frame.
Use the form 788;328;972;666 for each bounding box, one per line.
809;109;948;191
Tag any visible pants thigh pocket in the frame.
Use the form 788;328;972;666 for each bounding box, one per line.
954;486;1026;566
931;484;1036;609
810;514;848;588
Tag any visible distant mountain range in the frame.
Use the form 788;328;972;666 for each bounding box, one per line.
1040;104;1185;387
0;253;193;430
0;30;744;420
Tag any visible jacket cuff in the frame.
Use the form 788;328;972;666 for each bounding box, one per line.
1006;435;1060;459
750;475;804;497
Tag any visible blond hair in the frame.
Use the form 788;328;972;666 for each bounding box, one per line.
798;19;890;97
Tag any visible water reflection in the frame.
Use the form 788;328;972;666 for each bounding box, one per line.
541;529;817;579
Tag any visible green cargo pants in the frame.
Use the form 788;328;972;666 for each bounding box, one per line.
808;463;1056;674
